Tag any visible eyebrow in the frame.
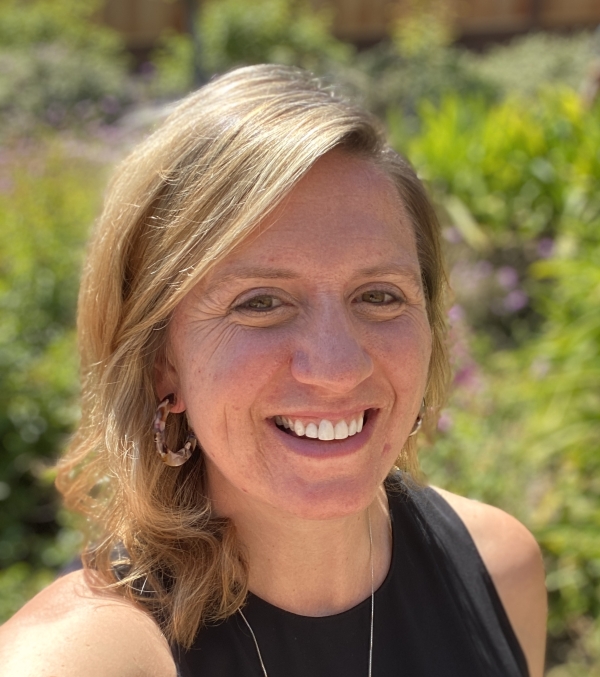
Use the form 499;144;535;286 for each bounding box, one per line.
355;264;423;289
205;263;423;291
206;267;301;287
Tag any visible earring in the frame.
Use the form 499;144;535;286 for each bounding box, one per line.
153;393;197;467
408;399;426;437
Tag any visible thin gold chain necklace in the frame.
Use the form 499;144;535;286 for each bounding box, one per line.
238;510;375;677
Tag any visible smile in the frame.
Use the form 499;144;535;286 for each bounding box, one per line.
273;411;371;441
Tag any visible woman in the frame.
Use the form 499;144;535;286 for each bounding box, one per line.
0;65;546;676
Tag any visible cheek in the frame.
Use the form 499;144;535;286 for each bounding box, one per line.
369;315;432;383
176;325;292;414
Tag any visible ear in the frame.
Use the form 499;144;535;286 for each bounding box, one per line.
154;349;187;414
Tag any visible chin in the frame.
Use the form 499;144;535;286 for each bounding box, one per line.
265;473;386;521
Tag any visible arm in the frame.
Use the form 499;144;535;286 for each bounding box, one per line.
0;570;177;677
432;487;547;677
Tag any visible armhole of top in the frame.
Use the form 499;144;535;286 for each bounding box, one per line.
384;474;529;677
415;484;530;677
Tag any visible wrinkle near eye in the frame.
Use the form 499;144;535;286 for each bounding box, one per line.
190;321;239;360
182;292;232;320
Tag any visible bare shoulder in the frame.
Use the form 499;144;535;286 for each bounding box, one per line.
431;486;547;677
0;569;177;677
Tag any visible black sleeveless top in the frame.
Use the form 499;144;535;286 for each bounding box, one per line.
173;479;529;677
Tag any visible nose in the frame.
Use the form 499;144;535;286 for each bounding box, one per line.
290;299;373;393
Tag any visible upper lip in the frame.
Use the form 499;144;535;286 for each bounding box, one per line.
269;407;376;419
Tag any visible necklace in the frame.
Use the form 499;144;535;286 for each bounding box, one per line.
238;509;375;677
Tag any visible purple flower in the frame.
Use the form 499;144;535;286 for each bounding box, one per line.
443;226;462;243
437;411;453;433
454;364;480;390
139;61;156;77
496;266;518;290
503;289;528;312
537;238;554;258
451;260;493;293
101;96;121;116
448;304;465;324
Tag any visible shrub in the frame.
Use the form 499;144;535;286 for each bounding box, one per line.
0;0;131;134
151;0;352;96
468;31;593;99
390;89;599;347
0;137;110;600
336;3;494;120
394;91;600;671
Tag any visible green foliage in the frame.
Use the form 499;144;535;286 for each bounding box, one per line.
336;0;497;119
394;91;600;670
468;32;592;99
0;0;116;50
0;138;108;582
341;28;595;131
528;251;600;656
400;90;593;240
151;30;197;97
152;0;491;109
393;0;455;56
201;0;351;73
390;89;600;347
151;0;352;95
328;3;494;121
0;0;130;134
150;1;594;127
337;39;492;122
0;563;54;621
2;5;600;670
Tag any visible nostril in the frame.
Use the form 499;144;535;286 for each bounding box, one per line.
290;346;373;392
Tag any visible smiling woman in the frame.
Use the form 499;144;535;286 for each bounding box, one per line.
159;151;432;523
0;65;546;677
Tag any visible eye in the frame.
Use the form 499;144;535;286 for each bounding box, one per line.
352;286;406;319
238;295;282;311
359;290;397;305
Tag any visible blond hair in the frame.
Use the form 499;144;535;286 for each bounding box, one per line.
56;64;449;648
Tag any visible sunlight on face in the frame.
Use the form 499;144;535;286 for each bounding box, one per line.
159;151;432;520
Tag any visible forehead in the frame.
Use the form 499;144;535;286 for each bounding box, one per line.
201;151;420;287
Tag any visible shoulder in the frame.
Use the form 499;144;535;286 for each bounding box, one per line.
431;486;547;677
0;569;177;677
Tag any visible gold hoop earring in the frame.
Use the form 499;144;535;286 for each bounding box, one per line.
153;393;197;466
408;399;426;437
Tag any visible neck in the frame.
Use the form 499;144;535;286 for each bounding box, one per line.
213;484;392;617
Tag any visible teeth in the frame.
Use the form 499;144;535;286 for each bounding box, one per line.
305;422;318;438
334;420;349;440
318;419;335;441
275;412;368;440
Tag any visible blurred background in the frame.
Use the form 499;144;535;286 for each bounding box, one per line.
0;0;599;673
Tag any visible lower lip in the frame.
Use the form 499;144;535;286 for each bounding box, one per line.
268;410;379;459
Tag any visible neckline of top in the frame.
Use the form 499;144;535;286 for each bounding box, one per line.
245;484;400;622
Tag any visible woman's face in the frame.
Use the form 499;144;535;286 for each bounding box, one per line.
160;151;432;520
